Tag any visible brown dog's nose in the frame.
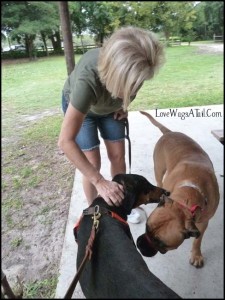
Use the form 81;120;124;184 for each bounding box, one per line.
136;234;158;257
159;248;168;254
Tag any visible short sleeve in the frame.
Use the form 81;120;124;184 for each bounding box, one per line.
70;77;97;114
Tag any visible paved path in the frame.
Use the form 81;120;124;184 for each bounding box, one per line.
56;105;224;299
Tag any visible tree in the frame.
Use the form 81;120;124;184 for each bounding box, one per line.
59;1;75;75
149;2;196;40
1;1;60;59
85;1;117;44
69;1;88;53
193;1;224;40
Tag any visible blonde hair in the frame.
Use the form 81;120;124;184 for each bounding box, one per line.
98;26;165;111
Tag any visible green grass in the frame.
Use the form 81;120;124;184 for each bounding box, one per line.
10;237;23;248
2;196;23;214
22;114;64;142
130;46;223;110
24;276;58;298
2;46;223;118
2;55;79;115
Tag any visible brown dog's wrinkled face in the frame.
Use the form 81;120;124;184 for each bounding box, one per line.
137;197;200;257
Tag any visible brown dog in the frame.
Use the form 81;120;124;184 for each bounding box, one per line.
137;111;220;268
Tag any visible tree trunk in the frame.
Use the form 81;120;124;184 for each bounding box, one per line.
49;29;62;52
40;32;49;56
58;1;75;75
26;34;36;61
80;35;85;54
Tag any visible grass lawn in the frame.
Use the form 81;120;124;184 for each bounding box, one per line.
2;45;223;118
130;45;223;110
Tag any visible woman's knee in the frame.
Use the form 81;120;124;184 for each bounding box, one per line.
105;140;125;164
107;150;125;165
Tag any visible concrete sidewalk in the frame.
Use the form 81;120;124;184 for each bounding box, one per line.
55;105;224;299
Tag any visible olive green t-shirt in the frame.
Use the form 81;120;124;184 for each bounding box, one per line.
63;48;127;115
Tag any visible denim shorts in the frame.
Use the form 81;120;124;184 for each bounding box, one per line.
62;91;126;151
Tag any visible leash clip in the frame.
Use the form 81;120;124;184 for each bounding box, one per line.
92;205;101;229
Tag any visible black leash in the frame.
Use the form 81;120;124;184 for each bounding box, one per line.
124;118;132;174
63;207;101;299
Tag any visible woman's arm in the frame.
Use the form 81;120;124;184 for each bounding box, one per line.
58;103;124;206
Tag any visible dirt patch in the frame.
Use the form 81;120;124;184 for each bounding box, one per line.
194;43;224;54
2;110;74;298
2;58;36;65
21;109;60;122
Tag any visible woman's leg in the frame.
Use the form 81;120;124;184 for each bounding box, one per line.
82;148;101;205
104;140;126;177
75;112;101;205
98;113;126;177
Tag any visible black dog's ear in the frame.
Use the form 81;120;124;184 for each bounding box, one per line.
112;174;127;190
136;234;158;257
112;174;124;183
112;174;139;193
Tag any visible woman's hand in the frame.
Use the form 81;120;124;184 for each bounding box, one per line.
114;109;128;120
95;178;124;206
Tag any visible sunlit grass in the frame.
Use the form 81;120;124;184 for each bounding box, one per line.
2;46;223;116
130;46;223;110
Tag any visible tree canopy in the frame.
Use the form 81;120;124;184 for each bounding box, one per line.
1;1;224;58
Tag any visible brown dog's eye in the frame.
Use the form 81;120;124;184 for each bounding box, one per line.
153;236;167;249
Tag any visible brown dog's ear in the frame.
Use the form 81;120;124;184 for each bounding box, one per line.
185;221;200;238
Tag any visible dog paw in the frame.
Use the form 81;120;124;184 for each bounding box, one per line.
189;255;204;268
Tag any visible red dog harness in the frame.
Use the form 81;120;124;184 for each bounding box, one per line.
74;205;128;242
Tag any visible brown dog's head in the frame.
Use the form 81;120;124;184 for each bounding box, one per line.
137;196;200;257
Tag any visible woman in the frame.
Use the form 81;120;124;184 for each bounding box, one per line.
58;26;165;223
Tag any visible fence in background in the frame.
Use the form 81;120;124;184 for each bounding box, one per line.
213;34;223;42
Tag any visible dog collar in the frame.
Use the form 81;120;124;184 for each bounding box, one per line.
178;181;208;205
82;206;128;225
73;205;128;242
177;202;203;216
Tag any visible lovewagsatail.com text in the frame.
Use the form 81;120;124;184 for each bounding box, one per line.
155;108;222;120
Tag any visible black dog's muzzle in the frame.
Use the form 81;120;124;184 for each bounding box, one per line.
163;190;170;197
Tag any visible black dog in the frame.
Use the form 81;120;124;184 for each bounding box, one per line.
75;174;181;298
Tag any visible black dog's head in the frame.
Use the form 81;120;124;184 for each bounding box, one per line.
112;174;169;215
